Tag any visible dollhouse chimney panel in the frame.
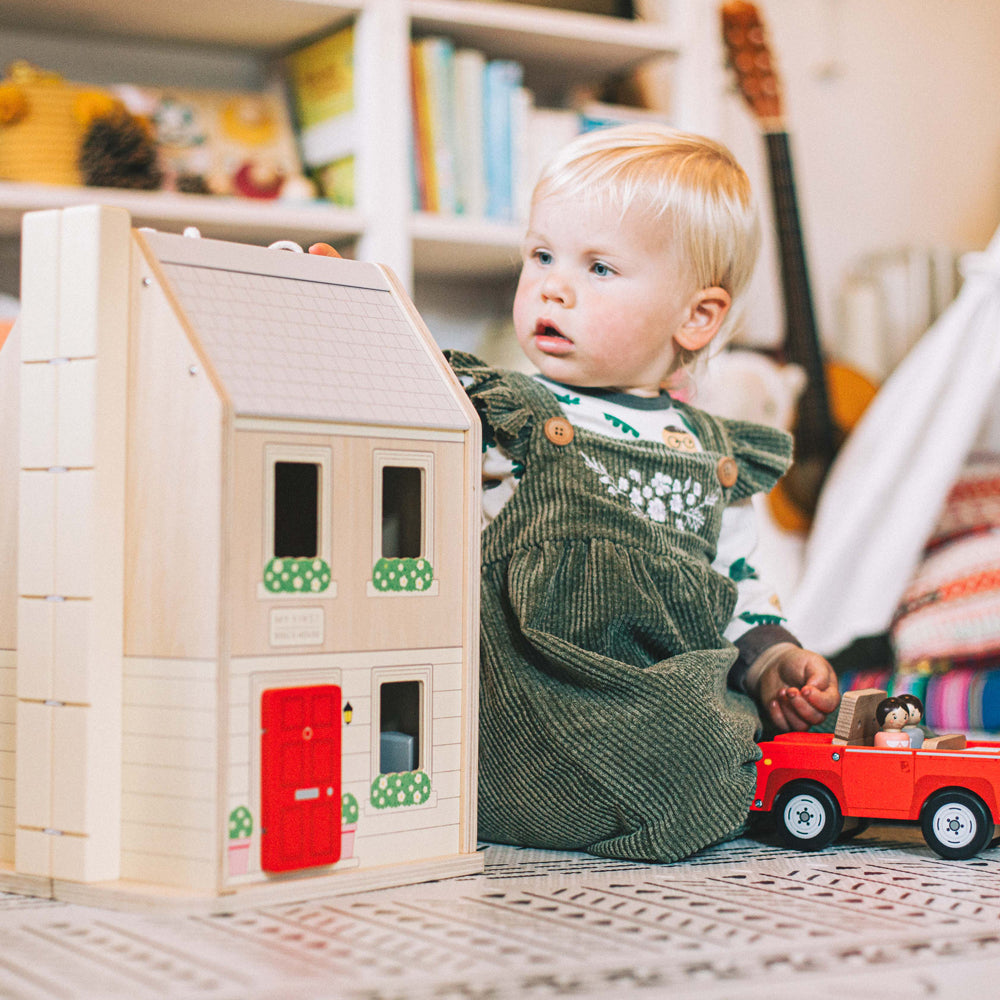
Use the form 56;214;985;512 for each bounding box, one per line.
14;206;130;884
18;210;60;362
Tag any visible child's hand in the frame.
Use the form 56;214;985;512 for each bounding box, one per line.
308;242;341;257
751;643;840;733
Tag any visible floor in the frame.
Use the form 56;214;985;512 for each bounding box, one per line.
3;827;1000;999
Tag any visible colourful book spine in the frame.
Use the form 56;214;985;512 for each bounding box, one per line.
285;23;356;205
483;59;524;222
419;36;457;214
410;41;438;212
453;48;487;217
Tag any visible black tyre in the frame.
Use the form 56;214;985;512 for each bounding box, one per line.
773;780;843;851
920;788;995;860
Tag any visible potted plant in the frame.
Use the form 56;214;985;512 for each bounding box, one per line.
341;792;359;859
227;805;253;875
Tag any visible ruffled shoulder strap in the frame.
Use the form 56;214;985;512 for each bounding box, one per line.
444;351;542;463
717;416;793;501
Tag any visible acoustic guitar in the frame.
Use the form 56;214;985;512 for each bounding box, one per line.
720;1;876;533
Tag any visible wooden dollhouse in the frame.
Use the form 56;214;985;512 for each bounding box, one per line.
0;205;483;911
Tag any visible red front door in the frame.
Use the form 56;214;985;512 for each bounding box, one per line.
261;684;342;873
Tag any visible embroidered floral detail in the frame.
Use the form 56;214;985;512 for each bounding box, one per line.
580;451;719;531
603;413;640;438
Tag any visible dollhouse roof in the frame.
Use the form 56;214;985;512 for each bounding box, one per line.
144;232;470;431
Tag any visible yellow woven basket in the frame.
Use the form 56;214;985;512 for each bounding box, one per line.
0;62;118;186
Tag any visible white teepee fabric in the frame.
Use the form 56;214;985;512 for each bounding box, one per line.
788;227;1000;655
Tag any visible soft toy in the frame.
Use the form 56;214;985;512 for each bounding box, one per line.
686;348;806;431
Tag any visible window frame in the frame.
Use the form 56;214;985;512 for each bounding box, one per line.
371;665;432;777
371;449;434;566
259;443;335;600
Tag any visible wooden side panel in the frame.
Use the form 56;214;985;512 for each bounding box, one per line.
0;650;14;864
16;205;131;882
120;656;218;891
123;245;224;660
0;323;19;651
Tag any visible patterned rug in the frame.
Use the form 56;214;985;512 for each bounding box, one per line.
2;829;999;998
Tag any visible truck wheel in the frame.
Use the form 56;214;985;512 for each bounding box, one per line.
774;780;843;851
920;789;995;860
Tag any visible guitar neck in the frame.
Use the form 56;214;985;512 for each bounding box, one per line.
765;130;836;461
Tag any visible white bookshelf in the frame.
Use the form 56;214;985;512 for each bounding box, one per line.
0;0;714;337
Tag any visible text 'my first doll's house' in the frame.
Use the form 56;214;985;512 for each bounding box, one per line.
0;205;483;911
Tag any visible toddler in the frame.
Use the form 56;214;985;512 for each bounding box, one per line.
312;123;838;862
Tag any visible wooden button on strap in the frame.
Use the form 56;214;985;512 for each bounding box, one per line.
716;456;738;487
543;417;574;445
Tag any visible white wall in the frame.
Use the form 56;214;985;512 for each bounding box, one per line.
715;0;1000;364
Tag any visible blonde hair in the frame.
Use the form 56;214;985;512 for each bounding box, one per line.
532;123;760;363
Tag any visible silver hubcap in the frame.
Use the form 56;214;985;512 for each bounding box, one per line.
931;802;978;849
783;793;826;839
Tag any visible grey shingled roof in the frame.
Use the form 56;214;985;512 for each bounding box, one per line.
154;251;469;431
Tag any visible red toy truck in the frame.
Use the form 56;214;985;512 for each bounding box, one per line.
752;688;1000;859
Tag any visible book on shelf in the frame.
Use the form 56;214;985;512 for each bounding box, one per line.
453;48;487;217
410;37;458;214
519;105;582;217
577;100;671;132
409;38;669;225
409;41;434;211
284;22;356;206
502;0;636;15
483;59;524;222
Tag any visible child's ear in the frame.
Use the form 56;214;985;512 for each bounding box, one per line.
674;287;732;353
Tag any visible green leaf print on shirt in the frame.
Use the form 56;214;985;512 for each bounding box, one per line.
553;391;581;405
738;611;787;626
603;413;640;438
675;411;698;437
729;558;759;582
482;424;497;453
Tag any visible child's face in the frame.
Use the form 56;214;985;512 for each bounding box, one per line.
513;192;728;396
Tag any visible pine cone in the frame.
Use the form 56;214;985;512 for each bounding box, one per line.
175;172;211;195
78;108;163;190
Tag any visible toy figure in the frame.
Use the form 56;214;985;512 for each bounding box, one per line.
311;124;839;863
874;696;912;747
897;692;926;748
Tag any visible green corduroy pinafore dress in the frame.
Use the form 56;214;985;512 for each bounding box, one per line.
448;352;792;863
